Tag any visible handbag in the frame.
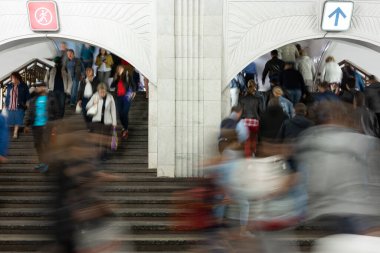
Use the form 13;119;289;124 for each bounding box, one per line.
228;156;287;199
75;103;82;114
87;96;98;116
125;87;133;101
111;127;118;151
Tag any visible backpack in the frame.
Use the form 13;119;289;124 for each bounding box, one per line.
218;118;238;153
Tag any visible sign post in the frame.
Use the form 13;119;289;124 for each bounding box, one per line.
322;1;354;32
27;1;59;32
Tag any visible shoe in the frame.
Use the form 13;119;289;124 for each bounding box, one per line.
34;163;48;173
122;129;129;139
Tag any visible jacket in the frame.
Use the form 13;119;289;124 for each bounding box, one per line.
278;44;299;63
239;94;263;119
95;54;114;70
86;92;117;126
77;77;99;101
279;69;306;92
279;96;294;118
279;115;314;140
296;125;380;219
321;62;343;84
229;73;246;92
364;82;380;113
44;67;72;94
296;56;315;81
259;105;288;141
24;93;60;127
262;57;285;82
5;82;30;110
66;58;84;81
110;74;137;96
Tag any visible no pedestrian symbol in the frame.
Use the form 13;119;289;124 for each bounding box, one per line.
27;1;59;31
322;1;354;31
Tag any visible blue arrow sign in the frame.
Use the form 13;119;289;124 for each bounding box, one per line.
328;7;347;26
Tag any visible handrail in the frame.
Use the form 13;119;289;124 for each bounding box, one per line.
0;58;53;87
338;59;372;81
0;58;53;110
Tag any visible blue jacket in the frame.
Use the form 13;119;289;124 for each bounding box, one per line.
5;82;30;110
229;73;246;93
0;114;9;156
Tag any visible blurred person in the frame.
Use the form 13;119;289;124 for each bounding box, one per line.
239;80;263;156
278;43;299;64
259;98;288;142
0;113;8;163
66;49;85;107
46;118;123;253
364;75;380;127
143;76;149;99
218;105;248;154
272;86;294;118
295;44;302;54
296;49;316;92
5;72;30;139
295;100;380;234
80;43;95;69
95;48;114;84
45;56;72;118
59;41;68;66
278;103;314;141
77;67;99;124
353;92;380;138
321;56;343;93
24;82;59;172
243;61;258;84
229;72;246;107
313;82;339;102
110;65;136;139
339;77;357;104
262;50;285;86
279;62;306;104
86;83;117;161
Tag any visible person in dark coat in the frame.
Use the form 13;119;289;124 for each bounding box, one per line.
313;82;339;103
353;92;380;138
279;62;306;104
77;67;99;124
262;50;285;86
239;80;263;156
364;75;380;127
279;103;314;141
339;77;357;104
5;72;30;138
259;98;289;142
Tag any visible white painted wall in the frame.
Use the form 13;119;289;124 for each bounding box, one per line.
0;39;56;79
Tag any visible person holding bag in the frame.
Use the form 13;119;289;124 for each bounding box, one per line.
86;83;117;161
77;67;99;125
110;65;136;139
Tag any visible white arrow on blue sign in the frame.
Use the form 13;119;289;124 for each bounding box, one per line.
322;1;354;32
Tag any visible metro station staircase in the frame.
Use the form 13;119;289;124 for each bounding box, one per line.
0;92;329;252
0;92;204;252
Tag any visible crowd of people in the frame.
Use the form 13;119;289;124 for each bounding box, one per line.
201;44;380;251
1;41;149;171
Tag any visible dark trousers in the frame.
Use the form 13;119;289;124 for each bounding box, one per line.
33;126;47;163
81;97;92;123
90;122;112;160
53;91;66;118
116;96;131;130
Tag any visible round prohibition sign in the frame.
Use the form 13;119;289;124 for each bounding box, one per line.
34;7;53;26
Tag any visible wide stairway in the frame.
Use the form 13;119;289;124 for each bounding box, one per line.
0;92;204;252
0;92;331;252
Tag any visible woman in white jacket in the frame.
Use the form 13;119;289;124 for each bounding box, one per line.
321;56;343;93
86;83;117;160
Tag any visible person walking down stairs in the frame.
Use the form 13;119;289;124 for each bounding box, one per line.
24;82;60;173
